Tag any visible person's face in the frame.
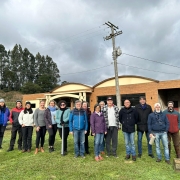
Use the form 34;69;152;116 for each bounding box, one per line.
0;102;5;107
82;103;88;110
107;100;113;106
50;101;55;107
16;102;22;108
26;104;31;109
60;102;66;108
95;106;100;113
168;103;173;109
99;102;105;108
40;101;45;108
155;105;161;112
75;102;81;109
124;100;131;108
140;98;146;105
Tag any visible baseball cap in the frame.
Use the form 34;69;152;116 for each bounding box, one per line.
107;96;113;101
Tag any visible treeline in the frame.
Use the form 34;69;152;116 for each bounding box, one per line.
0;44;60;93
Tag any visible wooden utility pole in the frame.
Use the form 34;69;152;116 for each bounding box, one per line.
104;21;122;109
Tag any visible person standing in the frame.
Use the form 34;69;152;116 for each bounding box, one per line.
56;100;70;154
82;101;91;154
102;96;120;158
119;99;138;161
0;99;10;149
7;100;24;152
90;104;107;161
69;100;88;158
135;96;154;158
18;102;34;152
163;101;180;158
148;103;170;164
34;100;46;154
44;100;58;153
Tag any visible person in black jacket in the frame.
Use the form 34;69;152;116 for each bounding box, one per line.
119;99;138;161
135;96;154;158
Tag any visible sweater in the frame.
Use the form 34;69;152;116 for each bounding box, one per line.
9;107;24;126
148;111;169;133
56;108;70;128
163;109;180;133
18;110;34;126
90;112;107;134
0;107;10;126
34;108;46;127
119;107;138;133
69;108;88;132
135;103;152;132
44;108;57;129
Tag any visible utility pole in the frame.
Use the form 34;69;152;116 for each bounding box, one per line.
104;21;122;109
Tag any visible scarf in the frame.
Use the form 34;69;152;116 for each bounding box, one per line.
0;105;6;113
60;107;67;124
95;111;101;116
141;103;147;110
48;106;56;112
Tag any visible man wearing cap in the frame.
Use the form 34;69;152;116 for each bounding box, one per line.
135;96;154;158
0;99;10;149
102;96;120;157
163;101;180;158
7;100;24;152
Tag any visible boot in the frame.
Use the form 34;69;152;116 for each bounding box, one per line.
174;146;180;158
7;146;14;152
34;148;39;154
40;147;44;153
168;144;171;158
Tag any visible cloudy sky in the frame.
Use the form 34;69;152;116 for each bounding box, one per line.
1;0;180;86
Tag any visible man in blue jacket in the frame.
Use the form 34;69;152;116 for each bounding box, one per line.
148;103;170;164
69;100;88;158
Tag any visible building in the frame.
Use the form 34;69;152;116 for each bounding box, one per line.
22;75;180;112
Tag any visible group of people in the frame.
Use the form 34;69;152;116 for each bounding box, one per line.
0;96;180;165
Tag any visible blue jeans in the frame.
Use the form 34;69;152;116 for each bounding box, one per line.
137;131;152;155
99;137;105;152
73;130;85;156
94;133;104;156
154;132;169;160
123;132;136;156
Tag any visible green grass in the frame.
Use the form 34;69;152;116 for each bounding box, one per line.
0;127;178;180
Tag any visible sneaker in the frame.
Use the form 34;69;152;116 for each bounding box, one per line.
74;156;78;158
95;156;100;162
148;154;154;158
7;147;14;152
0;146;2;149
138;154;142;158
22;149;27;153
156;159;161;162
165;160;170;164
49;147;53;153
125;155;130;160
99;155;103;160
81;156;85;158
113;154;119;158
101;151;105;155
27;149;31;153
132;156;136;161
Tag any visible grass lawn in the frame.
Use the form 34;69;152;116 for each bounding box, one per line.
0;127;179;180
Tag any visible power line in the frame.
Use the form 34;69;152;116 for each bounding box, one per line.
122;53;180;69
117;62;180;76
60;63;113;76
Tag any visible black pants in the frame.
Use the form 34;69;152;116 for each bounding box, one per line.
10;125;22;148
85;133;89;153
106;126;118;155
36;126;46;148
0;125;6;147
22;126;33;150
59;127;69;151
47;124;57;146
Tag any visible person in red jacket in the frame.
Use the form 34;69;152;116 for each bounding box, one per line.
7;100;24;152
163;101;180;158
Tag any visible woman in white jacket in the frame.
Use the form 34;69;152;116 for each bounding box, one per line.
18;102;34;152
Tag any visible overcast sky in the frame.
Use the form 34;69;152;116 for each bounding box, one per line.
1;0;180;86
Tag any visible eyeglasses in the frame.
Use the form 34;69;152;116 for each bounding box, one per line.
61;104;65;106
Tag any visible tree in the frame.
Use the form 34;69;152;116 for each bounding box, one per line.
21;82;42;94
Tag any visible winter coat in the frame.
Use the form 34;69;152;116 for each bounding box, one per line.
9;107;24;126
119;107;138;133
163;109;180;133
0;107;10;126
102;105;121;129
56;109;70;128
90;112;107;134
148;111;169;133
69;108;88;132
18;110;34;126
135;103;152;132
